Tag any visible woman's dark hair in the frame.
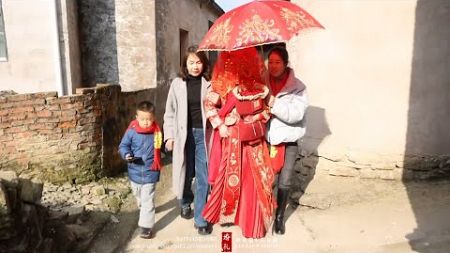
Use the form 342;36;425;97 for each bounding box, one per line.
179;45;211;81
268;46;289;65
137;101;155;114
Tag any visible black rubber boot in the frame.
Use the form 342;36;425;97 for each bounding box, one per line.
274;188;289;235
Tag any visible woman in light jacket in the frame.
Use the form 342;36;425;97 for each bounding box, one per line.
266;46;308;235
163;45;212;235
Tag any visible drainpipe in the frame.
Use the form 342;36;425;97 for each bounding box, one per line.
50;0;65;96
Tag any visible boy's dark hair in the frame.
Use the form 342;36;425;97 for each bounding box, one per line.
268;46;289;65
137;101;155;114
179;45;211;81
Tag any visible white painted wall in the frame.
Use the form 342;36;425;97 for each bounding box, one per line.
0;0;62;94
290;0;450;171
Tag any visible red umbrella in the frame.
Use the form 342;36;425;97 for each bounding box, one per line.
199;0;324;51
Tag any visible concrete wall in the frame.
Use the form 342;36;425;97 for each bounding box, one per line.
290;0;450;179
116;0;157;91
156;0;222;86
59;0;82;95
0;0;60;94
406;0;450;156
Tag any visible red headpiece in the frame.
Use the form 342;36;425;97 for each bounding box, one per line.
211;47;266;98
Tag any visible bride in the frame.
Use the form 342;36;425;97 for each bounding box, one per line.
202;47;275;239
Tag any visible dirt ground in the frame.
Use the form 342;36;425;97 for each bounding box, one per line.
89;170;450;253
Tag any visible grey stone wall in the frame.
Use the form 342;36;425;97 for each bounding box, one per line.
155;0;172;87
78;0;119;85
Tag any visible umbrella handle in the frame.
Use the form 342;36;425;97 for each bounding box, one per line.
259;45;265;58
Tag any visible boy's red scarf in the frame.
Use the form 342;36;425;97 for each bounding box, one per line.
127;120;162;170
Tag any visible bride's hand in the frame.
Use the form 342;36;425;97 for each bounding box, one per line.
243;115;254;123
268;95;276;108
218;124;229;138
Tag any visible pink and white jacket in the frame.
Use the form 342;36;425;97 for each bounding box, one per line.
266;68;308;145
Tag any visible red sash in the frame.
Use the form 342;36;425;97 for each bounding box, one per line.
208;93;237;184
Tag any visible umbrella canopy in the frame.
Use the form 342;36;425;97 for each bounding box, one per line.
199;0;324;51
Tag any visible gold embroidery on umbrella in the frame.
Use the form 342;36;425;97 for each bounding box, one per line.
206;17;233;48
280;7;317;32
235;14;282;48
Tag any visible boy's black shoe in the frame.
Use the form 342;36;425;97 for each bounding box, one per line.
180;206;192;219
139;227;152;239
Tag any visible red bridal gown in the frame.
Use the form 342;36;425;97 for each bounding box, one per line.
202;88;275;238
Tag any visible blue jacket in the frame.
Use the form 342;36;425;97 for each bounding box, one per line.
119;128;160;184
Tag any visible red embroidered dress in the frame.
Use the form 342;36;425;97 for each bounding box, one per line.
202;48;275;238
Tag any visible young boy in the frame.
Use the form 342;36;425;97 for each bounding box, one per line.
119;101;162;239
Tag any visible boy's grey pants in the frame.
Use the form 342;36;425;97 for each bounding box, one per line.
130;181;156;229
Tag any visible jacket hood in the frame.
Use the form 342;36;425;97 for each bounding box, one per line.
276;68;306;96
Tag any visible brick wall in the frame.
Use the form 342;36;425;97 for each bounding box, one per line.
3;84;447;184
0;84;168;184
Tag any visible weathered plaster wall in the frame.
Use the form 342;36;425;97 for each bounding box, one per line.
0;0;59;93
116;0;157;91
290;0;450;179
